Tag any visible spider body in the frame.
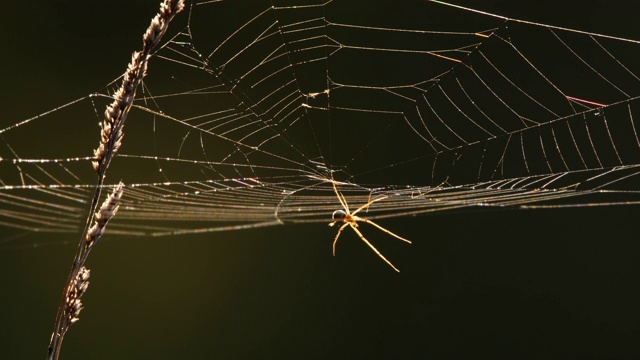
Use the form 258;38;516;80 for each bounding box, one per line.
332;209;348;222
328;181;411;272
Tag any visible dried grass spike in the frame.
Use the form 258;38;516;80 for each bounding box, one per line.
86;182;124;245
49;2;184;359
64;267;90;327
92;0;185;174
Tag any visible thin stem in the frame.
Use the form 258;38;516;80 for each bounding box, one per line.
47;176;105;360
46;1;185;359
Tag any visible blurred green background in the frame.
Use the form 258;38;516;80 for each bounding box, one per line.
1;1;639;359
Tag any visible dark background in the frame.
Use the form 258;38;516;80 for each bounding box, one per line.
1;1;639;359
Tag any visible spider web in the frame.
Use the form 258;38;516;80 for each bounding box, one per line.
2;0;640;241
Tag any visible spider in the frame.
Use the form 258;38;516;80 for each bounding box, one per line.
329;181;411;272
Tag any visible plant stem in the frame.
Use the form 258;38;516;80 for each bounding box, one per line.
46;1;185;359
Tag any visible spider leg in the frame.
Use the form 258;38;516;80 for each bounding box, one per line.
351;195;387;216
356;217;412;244
332;181;350;214
349;224;400;272
332;222;349;256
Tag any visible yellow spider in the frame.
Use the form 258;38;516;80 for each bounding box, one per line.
329;181;411;272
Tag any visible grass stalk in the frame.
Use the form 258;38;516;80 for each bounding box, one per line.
46;1;185;359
